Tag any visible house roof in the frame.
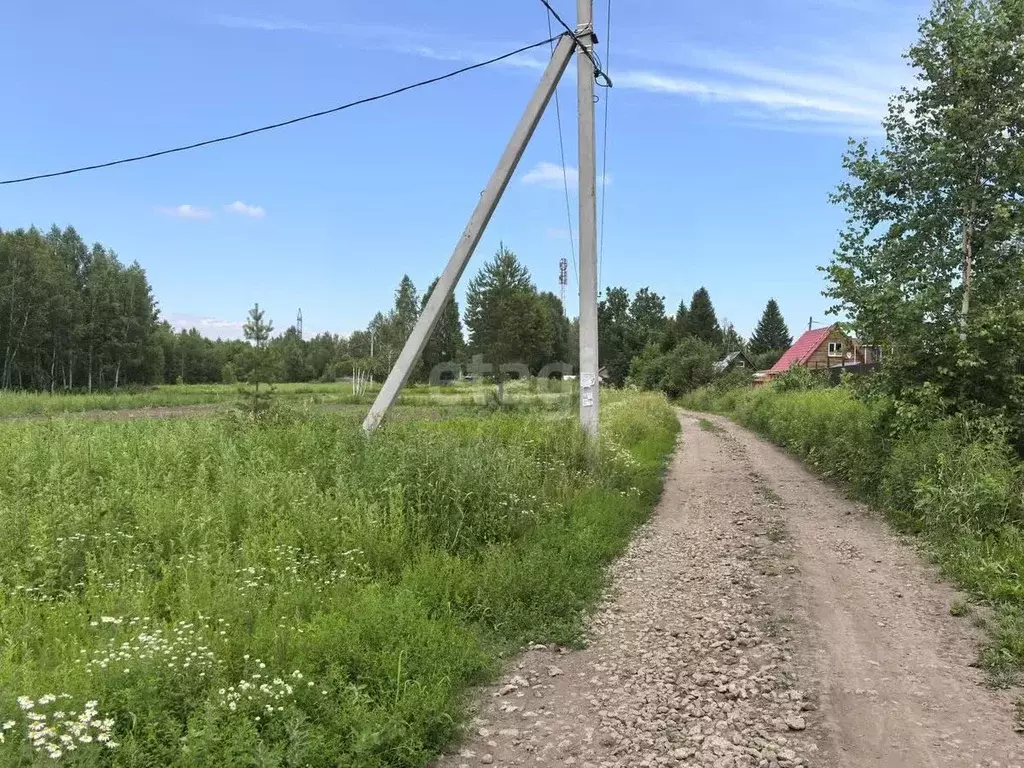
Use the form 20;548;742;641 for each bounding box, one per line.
768;326;834;374
713;350;751;373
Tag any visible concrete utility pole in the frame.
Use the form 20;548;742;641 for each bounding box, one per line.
362;34;577;434
577;0;600;437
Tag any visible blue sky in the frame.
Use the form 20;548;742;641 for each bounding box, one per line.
1;0;926;340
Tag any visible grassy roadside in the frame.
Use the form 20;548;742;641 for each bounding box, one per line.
682;384;1024;686
0;392;677;765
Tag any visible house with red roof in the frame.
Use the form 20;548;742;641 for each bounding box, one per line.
757;324;864;384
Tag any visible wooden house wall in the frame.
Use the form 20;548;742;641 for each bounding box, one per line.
804;328;850;370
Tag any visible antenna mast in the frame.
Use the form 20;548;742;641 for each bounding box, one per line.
558;257;568;307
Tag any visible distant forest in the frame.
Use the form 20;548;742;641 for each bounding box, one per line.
0;226;790;392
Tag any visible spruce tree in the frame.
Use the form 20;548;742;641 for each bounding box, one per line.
464;244;543;401
684;287;722;346
673;300;689;340
419;277;465;382
748;299;792;354
393;275;419;342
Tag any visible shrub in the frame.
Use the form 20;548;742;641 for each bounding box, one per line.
770;365;827;393
706;382;1024;674
629;338;718;399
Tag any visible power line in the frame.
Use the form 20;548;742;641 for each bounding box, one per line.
536;0;612;87
598;0;613;293
546;11;579;286
0;37;560;186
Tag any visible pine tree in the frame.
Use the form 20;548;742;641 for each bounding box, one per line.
419;277;465;382
393;275;419;342
720;320;746;353
684;287;721;346
673;300;688;341
748;299;792;355
240;303;275;418
464;244;543;401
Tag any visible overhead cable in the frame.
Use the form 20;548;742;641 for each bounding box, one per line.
546;10;579;285
0;37;560;185
537;0;613;87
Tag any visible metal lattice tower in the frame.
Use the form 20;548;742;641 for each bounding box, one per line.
558;257;568;307
297;309;303;340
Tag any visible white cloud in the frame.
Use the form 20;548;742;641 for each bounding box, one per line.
522;162;611;190
224;201;267;218
167;313;245;340
393;43;547;70
212;14;325;33
155;204;212;219
206;7;907;136
612;33;915;134
615;69;883;129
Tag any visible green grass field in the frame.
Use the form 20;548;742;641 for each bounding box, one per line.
0;379;579;420
0;390;677;765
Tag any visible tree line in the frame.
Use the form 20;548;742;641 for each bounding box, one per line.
0;226;157;391
599;287;792;397
2;224;795;394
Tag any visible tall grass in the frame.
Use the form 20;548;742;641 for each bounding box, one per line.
0;383;378;418
0;381;581;419
0;393;677;765
684;383;1024;678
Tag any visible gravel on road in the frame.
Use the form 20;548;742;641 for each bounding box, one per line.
435;412;1023;768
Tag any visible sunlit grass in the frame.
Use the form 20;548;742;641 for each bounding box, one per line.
686;382;1024;684
0;392;677;765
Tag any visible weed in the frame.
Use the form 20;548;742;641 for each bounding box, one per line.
698;418;723;434
766;520;788;543
0;391;678;765
693;383;1024;682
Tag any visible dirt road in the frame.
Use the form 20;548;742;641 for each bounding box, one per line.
437;412;1022;767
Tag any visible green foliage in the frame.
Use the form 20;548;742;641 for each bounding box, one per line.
699;382;1024;677
750;349;785;371
629;337;719;399
465;245;550;396
749;299;792;355
0;225;159;392
720;322;746;354
533;292;571;373
673;300;688;342
240;303;275;419
393;275;420;342
824;0;1024;430
598;287;674;387
418;278;465;383
681;287;721;347
0;393;678;765
770;365;827;393
598;287;633;387
629;288;668;350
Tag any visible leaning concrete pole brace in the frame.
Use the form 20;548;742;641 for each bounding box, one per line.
577;0;600;437
362;34;577;434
